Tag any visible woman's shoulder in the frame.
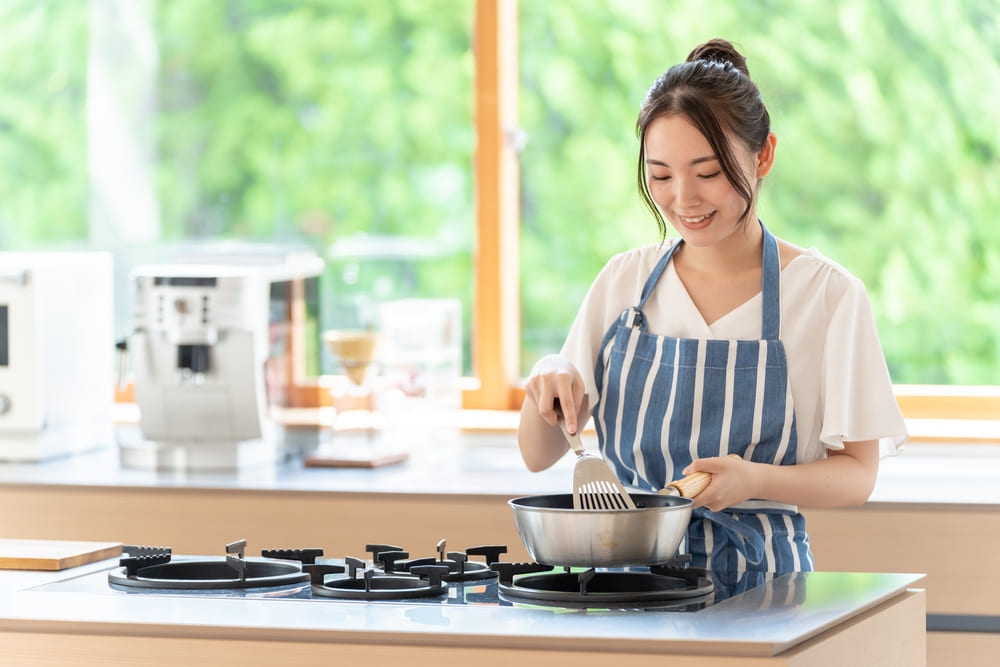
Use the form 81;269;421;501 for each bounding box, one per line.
598;242;671;278
782;244;867;300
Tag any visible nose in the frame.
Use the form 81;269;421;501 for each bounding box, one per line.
674;176;700;208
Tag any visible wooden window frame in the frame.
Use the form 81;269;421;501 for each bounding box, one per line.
465;0;522;411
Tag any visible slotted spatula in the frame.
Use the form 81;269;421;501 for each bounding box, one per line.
557;418;637;511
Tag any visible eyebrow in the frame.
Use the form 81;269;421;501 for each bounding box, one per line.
645;155;719;167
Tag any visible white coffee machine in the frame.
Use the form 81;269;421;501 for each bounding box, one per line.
0;252;115;461
119;250;323;471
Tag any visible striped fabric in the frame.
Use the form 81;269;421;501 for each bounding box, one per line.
593;223;813;575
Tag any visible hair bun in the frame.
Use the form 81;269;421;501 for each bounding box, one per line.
686;39;749;77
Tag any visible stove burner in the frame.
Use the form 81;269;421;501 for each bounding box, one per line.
109;540;310;590
307;557;449;600
491;560;714;607
368;540;506;583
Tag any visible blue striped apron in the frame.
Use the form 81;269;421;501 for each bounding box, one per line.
593;222;814;575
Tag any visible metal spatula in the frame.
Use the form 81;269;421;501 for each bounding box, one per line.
558;419;637;511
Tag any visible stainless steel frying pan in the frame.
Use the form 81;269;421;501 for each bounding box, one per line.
508;493;692;567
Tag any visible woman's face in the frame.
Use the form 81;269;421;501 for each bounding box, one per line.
644;114;761;248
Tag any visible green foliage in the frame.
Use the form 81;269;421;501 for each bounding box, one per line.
0;0;89;245
154;1;474;244
519;0;1000;384
153;1;476;370
2;0;998;385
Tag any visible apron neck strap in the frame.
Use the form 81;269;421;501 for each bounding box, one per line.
637;238;683;311
760;221;781;340
634;221;782;340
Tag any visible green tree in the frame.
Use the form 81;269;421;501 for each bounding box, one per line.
0;0;89;247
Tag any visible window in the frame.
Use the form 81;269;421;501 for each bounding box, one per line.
2;0;476;381
2;0;998;421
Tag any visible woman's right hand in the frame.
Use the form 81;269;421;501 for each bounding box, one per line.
523;354;587;434
518;354;588;472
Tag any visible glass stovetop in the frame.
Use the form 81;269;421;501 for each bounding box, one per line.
27;558;773;613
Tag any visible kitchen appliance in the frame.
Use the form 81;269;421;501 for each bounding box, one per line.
36;536;724;611
0;252;114;461
119;251;323;471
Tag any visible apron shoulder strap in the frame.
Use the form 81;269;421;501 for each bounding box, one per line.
760;221;781;340
637;238;683;311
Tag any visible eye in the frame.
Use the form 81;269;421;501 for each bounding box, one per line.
650;174;671;182
699;171;721;179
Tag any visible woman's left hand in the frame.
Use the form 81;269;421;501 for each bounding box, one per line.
682;456;758;512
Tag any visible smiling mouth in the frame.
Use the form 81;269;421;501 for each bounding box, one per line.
678;212;715;225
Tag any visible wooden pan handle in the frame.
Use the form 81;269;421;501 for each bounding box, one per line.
660;454;742;498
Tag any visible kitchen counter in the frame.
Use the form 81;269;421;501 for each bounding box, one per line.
0;556;924;666
0;421;994;665
0;426;575;497
2;424;999;505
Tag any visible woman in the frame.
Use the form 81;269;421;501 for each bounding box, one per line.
517;39;907;575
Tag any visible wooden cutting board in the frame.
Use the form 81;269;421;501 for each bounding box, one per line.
303;449;408;468
0;539;122;571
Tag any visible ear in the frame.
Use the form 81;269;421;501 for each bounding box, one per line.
755;132;777;178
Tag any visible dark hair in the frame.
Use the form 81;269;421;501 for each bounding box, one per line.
636;39;771;240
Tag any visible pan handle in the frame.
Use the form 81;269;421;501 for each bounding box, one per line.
659;454;741;498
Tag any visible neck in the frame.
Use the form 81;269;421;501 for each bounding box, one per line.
677;221;764;274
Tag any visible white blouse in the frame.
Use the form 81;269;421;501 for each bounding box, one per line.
560;241;908;464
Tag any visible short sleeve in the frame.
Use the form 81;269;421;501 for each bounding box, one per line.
819;277;908;457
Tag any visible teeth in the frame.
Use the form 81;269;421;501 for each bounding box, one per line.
680;213;712;223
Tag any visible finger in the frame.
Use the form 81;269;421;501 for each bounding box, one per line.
683;456;728;476
552;380;580;434
537;385;561;426
526;377;559;426
682;460;706;476
561;392;580;434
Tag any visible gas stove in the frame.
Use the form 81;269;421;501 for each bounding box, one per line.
34;538;735;612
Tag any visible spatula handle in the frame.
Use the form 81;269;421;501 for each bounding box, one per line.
553;398;586;455
660;454;741;498
557;419;585;456
662;471;712;498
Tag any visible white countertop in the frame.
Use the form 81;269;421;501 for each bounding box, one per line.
0;423;998;508
0;556;923;657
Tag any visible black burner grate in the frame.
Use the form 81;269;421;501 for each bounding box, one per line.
492;559;714;607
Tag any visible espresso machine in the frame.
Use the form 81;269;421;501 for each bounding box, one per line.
0;252;115;461
119;250;323;471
